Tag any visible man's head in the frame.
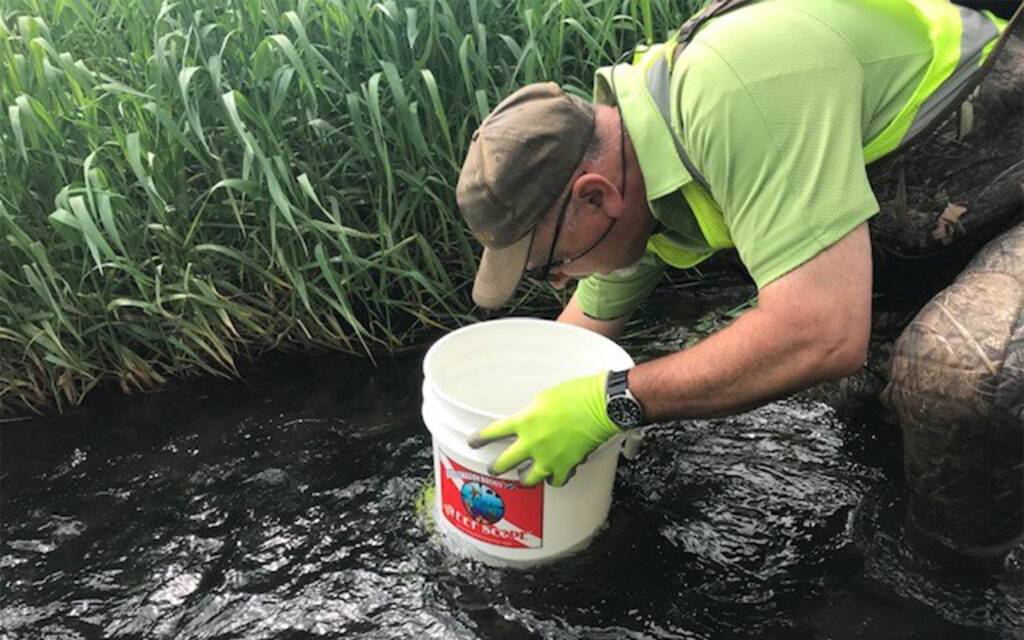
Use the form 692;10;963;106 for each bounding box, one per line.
457;82;651;308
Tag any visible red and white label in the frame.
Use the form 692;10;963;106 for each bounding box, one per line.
438;451;543;548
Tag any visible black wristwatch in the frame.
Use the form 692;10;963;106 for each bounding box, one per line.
605;369;645;429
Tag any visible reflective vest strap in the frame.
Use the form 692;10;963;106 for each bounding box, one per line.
863;0;963;163
676;0;757;50
682;182;733;249
901;6;1000;145
643;55;713;194
980;10;1009;61
636;43;734;256
646;233;713;269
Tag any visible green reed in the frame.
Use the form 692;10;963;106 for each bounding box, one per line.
0;0;701;414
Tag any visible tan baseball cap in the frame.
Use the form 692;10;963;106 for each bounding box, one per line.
456;82;594;308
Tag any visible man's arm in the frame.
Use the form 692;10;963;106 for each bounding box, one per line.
630;223;873;420
557;291;631;340
471;224;872;487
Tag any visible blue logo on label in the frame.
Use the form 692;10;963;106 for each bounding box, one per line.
460;481;505;524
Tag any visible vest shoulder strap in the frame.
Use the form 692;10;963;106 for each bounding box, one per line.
659;0;758;190
642;54;713;194
675;0;757;58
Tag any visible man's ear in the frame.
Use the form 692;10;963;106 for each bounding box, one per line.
573;173;617;214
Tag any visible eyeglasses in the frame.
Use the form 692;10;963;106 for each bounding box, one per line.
526;90;628;283
525;199;616;282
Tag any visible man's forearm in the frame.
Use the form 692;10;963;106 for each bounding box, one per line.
557;291;631;340
629;302;864;420
629;224;874;420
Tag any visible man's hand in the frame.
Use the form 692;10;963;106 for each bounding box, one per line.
467;372;621;487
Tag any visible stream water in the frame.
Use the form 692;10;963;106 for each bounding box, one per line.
2;286;1022;639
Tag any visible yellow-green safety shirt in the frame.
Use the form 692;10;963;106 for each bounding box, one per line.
576;0;1005;320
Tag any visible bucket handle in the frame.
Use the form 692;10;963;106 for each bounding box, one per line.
621;429;645;460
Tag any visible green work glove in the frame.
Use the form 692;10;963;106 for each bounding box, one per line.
467;371;621;487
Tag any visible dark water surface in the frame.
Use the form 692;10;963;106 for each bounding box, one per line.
3;304;1022;638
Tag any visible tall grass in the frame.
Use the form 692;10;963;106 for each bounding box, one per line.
0;0;702;415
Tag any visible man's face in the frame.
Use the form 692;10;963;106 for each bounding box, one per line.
523;108;654;289
523;188;646;289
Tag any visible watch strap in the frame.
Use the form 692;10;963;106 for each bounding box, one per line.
607;369;629;397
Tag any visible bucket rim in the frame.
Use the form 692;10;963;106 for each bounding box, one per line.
424;391;627;465
422;317;634;421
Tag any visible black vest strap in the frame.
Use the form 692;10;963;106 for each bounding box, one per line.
662;0;758;194
675;0;756;60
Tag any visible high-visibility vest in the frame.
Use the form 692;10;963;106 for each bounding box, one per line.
634;0;1008;270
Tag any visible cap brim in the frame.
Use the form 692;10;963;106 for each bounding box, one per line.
472;233;532;309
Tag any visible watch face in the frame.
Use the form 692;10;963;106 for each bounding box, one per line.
607;396;643;428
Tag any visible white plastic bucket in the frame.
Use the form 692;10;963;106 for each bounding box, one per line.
421;318;635;566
